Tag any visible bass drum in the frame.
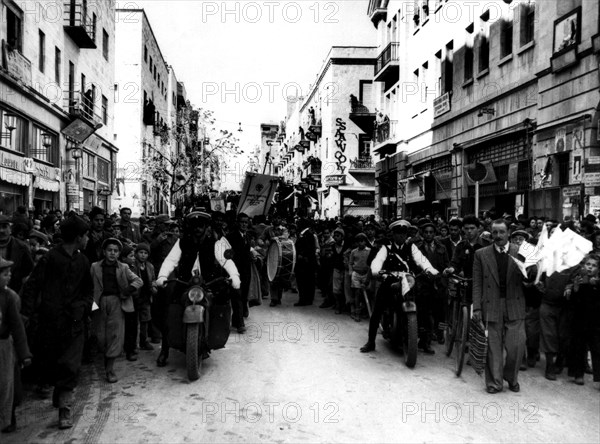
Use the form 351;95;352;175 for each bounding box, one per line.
267;238;296;286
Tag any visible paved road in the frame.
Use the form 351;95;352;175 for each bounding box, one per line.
6;291;600;443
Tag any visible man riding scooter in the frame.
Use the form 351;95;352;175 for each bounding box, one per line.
155;211;239;367
360;219;439;353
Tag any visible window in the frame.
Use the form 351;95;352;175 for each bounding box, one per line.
501;18;513;58
444;41;453;93
83;152;95;177
149;56;153;72
54;47;61;83
38;30;45;73
97;158;109;183
68;61;75;110
0;110;26;153
102;95;108;125
478;12;490;73
92;13;97;42
521;1;535;45
102;29;109;61
6;2;23;51
144;45;148;62
464;24;474;81
31;126;57;164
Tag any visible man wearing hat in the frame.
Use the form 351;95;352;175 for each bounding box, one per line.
417;219;450;351
83;207;108;264
361;219;439;353
0;214;33;294
157;211;230;364
21;214;93;429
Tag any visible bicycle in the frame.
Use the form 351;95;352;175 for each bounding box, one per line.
445;274;472;376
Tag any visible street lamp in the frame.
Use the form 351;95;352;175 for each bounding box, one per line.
1;113;17;144
41;132;53;148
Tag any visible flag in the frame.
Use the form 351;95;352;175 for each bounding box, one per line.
237;173;279;217
210;198;225;212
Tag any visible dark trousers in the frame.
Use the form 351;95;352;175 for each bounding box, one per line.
539;303;570;355
571;323;600;381
296;263;316;304
319;265;334;303
124;311;138;354
367;281;393;343
231;273;249;329
525;306;540;356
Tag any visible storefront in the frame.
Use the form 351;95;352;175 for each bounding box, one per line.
339;186;375;217
462;129;532;218
375;153;404;221
404;154;453;219
529;116;593;221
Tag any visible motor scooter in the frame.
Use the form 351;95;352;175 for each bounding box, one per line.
379;270;418;368
165;272;231;381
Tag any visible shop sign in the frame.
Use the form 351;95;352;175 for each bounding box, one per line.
67;184;79;196
571;124;584;184
97;188;112;196
405;178;425;203
507;163;519;192
588;156;600;164
2;41;32;87
23;157;35;173
325;175;346;187
82;178;95;190
433;92;451;118
562;186;581;198
590;196;600;216
0;151;24;171
583;172;600;186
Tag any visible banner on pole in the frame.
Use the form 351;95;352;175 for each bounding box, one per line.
237;173;279;217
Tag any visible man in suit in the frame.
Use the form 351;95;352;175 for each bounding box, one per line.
294;218;318;306
224;213;252;331
473;219;526;394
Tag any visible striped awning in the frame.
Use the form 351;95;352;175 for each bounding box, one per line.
0;168;30;187
35;176;60;192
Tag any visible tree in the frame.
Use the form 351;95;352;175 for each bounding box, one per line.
141;102;243;215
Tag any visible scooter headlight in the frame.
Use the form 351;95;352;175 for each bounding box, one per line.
188;287;204;303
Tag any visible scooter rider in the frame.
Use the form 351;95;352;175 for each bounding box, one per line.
360;219;439;353
154;210;239;367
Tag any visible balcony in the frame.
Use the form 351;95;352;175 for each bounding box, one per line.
349;97;376;134
368;2;387;26
349;156;375;172
372;119;398;154
374;42;400;89
63;1;97;49
63;90;102;125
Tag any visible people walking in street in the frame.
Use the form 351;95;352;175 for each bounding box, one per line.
349;233;371;321
91;238;142;383
0;257;32;433
294;218;318;307
0;215;34;294
472;219;527;394
132;243;156;352
20;215;93;429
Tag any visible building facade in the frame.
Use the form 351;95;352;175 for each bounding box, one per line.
367;0;600;222
114;8;176;216
0;0;118;214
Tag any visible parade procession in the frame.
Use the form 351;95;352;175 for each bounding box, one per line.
0;1;599;443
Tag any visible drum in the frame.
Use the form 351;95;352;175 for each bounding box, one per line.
267;238;296;284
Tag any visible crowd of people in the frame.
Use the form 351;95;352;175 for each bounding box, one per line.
0;204;599;433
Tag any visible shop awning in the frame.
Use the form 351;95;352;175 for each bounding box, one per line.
338;186;376;192
35;176;60;192
344;206;375;217
0;168;30;186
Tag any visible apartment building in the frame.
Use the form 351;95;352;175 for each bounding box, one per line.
0;0;118;213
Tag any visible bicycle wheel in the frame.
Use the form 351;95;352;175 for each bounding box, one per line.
444;298;458;357
454;306;469;376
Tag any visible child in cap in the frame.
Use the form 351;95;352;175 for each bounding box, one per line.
0;257;32;433
91;238;142;383
131;243;156;352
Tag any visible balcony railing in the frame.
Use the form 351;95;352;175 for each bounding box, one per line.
350;100;372;115
349;156;374;170
373;119;398;144
63;1;97;48
375;42;400;77
63;90;101;123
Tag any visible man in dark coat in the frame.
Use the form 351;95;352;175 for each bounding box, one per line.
82;206;108;263
223;213;252;331
294;218;318;306
118;207;141;243
0;214;33;293
21;215;93;429
472;219;526;394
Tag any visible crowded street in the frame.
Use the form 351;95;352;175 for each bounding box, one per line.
4;289;600;444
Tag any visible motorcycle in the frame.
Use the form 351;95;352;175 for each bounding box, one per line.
164;272;231;381
379;270;418;368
